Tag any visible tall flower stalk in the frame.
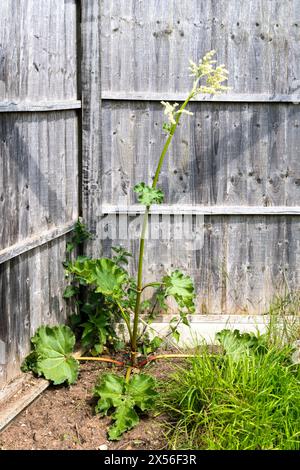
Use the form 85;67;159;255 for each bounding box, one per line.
23;51;230;441
130;51;229;364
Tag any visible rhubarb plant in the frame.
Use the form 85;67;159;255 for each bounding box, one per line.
22;51;229;440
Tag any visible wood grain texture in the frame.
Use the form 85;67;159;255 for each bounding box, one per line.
99;1;300;317
0;221;76;264
0;100;81;112
0;0;79;387
0;111;78;251
80;0;102;257
101;0;300;96
100;204;300;215
101;101;300;207
102;92;300;103
0;0;77;101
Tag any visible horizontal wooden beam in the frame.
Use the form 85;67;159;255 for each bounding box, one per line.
0;100;82;113
0;375;49;432
102;91;300;104
101;204;300;216
0;221;76;264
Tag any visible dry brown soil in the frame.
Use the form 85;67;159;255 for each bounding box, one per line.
0;361;174;451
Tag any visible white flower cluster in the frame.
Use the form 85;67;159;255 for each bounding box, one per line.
160;51;229;135
161;101;193;129
189;50;229;96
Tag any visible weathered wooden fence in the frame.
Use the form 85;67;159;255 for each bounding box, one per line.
0;0;102;388
97;0;300;316
1;0;300;388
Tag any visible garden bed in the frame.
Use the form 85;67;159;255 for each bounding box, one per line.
0;362;172;451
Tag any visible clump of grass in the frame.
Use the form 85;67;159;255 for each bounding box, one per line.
160;343;300;450
267;291;300;345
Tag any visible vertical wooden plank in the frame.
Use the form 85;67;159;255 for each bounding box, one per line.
81;0;102;256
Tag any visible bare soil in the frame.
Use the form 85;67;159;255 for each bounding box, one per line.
0;361;174;451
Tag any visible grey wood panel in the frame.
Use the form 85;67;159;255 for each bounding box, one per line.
81;0;102;256
0;101;81;112
101;101;300;207
0;0;77;101
101;215;300;316
101;0;300;95
0;235;72;386
0;111;78;251
0;221;76;265
98;1;300;319
101;204;300;216
102;91;300;103
0;0;79;388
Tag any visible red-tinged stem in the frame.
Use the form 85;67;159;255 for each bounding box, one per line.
77;357;124;366
138;353;196;368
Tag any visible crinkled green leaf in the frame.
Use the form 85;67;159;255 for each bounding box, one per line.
66;242;75;254
24;325;79;385
216;329;268;361
134;182;164;206
163;270;195;312
94;374;125;415
127;374;158;411
63;285;79;299
112;246;132;266
150;336;163;351
81;312;109;350
94;373;158;440
21;351;39;374
67;258;128;299
108;403;139;440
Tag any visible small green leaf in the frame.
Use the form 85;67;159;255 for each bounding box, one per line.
66;242;74;253
91;343;104;355
112;246;132;266
180;311;190;327
134;182;164;206
163;270;195;313
21;351;39;374
171;328;180;343
63;285;79;299
150;336;163;351
81;312;109;351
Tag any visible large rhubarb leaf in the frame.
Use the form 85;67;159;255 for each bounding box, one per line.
67;258;128;299
216;329;268;361
22;325;79;385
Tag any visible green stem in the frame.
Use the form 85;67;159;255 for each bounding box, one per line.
131;93;194;365
141;282;163;291
152;93;193;189
125;366;132;383
131;207;149;362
